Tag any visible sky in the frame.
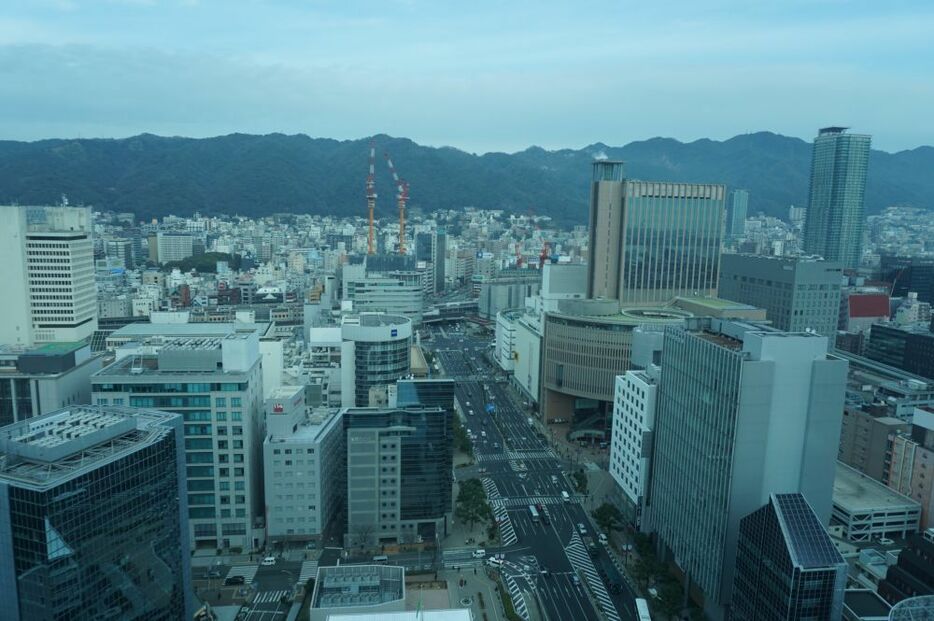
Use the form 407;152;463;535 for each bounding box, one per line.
0;0;932;153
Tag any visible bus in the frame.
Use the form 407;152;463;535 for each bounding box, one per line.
528;505;540;523
635;598;652;620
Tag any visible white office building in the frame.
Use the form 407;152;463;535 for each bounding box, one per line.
156;232;195;263
263;385;345;544
647;318;848;620
0;205;97;346
610;368;658;528
92;331;266;551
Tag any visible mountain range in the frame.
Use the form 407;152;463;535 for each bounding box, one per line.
0;132;931;226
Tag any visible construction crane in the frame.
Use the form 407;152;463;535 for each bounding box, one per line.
384;153;409;254
366;143;377;255
539;241;550;268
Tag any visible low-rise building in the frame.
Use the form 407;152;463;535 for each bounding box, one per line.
309;565;405;621
0;342;104;427
832;461;921;541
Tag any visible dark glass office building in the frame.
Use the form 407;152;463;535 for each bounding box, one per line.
0;406;193;621
343;404;452;546
881;256;934;305
732;493;846;621
866;324;934;380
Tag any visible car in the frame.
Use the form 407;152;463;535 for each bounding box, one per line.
206;568;222;578
487;557;504;567
572;575;581;586
551;475;559;484
472;549;486;559
598;533;608;545
577;523;587;535
261;556;277;566
224;575;245;586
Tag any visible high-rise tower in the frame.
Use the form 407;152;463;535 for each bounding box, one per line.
646;318;847;619
586;161;725;305
803;127;871;269
0;205;97;346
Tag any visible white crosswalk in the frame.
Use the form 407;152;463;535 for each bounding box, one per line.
298;560;318;584
565;532;620;621
225;564;258;584
490;500;518;546
253;590;289;604
481;477;500;499
503;573;530;620
476;449;556;463
498;496;563;508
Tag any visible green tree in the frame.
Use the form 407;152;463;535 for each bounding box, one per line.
572;470;588;495
592;503;624;533
455;478;492;529
655;579;683;619
453;417;473;455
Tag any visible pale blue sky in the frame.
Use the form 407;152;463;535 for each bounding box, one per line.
0;0;931;152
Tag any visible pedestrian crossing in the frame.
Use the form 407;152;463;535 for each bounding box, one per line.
476;449;556;463
481;477;500;499
298;560;318;584
503;573;530;620
225;564;258;584
442;549;484;569
565;532;621;621
497;496;562;508
490;500;518;546
253;590;290;604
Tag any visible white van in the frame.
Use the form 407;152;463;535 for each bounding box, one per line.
561;491;570;503
472;549;486;559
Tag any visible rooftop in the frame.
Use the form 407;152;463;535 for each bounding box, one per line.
833;461;921;513
108;321;270;339
326;611;473;621
843;589;891;618
772;493;844;569
675;296;759;311
0;406;178;490
312;565;405;610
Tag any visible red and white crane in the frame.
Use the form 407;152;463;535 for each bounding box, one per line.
366;142;377;255
384;152;409;255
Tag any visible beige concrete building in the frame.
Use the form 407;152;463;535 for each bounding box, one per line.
887;407;934;529
838;408;908;481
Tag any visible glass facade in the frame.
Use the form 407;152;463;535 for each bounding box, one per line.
803;128;871;269
344;405;452;542
0;408;190;621
621;182;724;305
732;494;846;620
353;339;411;407
726;189;749;240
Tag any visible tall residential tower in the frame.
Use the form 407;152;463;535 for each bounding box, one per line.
803;127;871;269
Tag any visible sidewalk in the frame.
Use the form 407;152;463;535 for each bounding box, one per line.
442;567;505;621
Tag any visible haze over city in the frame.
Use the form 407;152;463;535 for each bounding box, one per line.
1;0;933;152
2;2;934;621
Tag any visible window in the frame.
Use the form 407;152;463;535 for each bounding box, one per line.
215;397;227;407
231;397;242;407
